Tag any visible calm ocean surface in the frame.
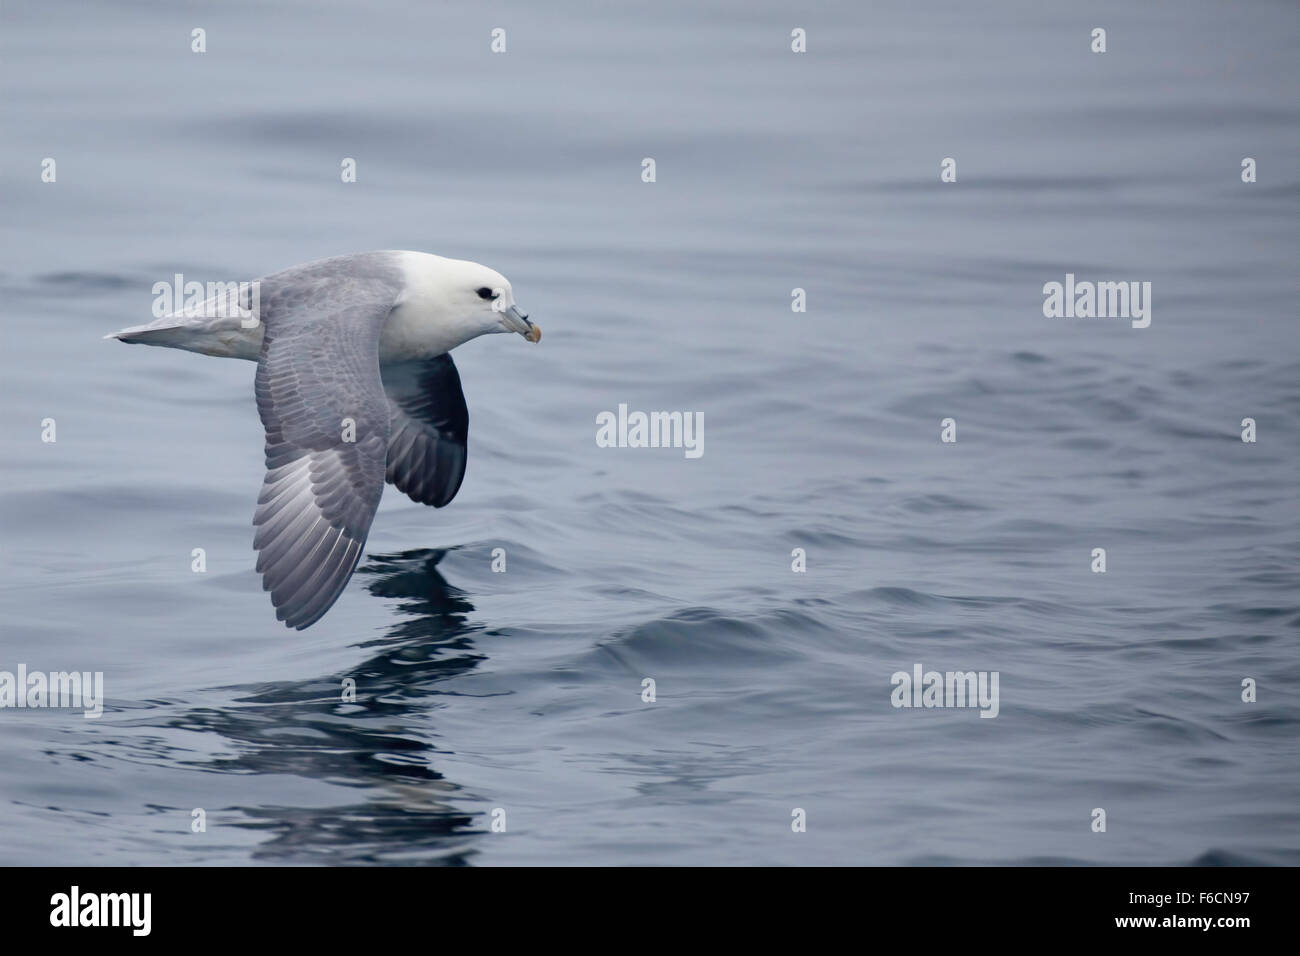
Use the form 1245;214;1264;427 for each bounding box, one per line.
1;0;1298;865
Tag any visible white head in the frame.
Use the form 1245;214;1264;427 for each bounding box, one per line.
384;251;540;362
430;254;539;338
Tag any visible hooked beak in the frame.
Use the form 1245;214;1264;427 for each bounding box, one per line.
501;304;541;343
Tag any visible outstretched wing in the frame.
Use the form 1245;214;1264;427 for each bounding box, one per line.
251;259;403;629
381;355;470;507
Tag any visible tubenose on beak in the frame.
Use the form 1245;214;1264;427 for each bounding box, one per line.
502;303;540;342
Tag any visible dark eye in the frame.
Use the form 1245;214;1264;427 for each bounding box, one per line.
476;287;495;300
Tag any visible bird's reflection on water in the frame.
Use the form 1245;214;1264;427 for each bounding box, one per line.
174;549;490;865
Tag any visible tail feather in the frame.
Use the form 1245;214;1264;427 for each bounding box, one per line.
105;313;262;359
104;322;189;346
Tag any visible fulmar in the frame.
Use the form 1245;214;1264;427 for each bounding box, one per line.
107;251;540;629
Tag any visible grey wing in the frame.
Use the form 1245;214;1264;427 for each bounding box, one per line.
251;259;403;629
381;355;470;507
